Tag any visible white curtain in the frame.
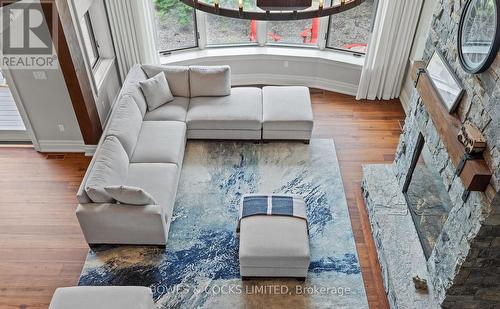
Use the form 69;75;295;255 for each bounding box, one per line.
356;0;423;100
106;0;160;82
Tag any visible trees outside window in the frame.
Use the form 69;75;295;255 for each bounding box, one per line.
151;0;376;53
266;0;321;46
327;0;376;54
152;0;198;52
205;0;256;46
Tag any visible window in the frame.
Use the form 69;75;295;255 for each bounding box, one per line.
206;15;255;46
267;18;320;46
205;0;257;45
205;0;257;46
326;0;376;54
266;0;320;46
80;12;100;68
150;0;376;53
78;0;115;96
152;0;198;52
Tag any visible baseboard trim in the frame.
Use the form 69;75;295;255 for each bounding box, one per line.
232;74;358;96
84;145;97;156
0;130;31;142
38;140;86;153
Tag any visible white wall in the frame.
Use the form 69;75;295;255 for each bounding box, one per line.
94;65;120;125
1;0;122;152
7;67;85;152
162;47;365;96
1;0;85;152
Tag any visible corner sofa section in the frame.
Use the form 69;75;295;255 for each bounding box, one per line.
76;64;313;246
187;87;263;140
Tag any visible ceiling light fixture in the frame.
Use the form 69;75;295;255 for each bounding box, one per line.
181;0;366;21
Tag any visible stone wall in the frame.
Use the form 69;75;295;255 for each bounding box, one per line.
393;0;500;307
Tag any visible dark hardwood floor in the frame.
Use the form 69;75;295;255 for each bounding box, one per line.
311;90;405;309
0;90;405;309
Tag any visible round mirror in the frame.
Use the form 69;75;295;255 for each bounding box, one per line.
458;0;500;74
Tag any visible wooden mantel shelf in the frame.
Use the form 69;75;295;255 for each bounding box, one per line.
411;61;492;192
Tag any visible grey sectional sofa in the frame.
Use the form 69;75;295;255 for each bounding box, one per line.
76;64;313;245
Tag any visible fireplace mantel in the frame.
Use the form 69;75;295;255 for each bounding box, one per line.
410;61;492;193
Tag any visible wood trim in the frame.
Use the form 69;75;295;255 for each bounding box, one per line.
411;61;492;192
41;0;102;145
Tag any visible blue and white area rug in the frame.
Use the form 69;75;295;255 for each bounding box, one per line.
79;140;368;308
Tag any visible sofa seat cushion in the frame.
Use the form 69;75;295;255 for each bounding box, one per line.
85;136;129;203
143;97;189;122
262;86;313;131
131;121;186;165
125;163;179;209
186;87;262;131
141;65;190;98
106;95;143;158
49;286;155;309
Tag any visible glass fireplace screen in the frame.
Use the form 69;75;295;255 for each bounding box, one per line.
403;134;454;259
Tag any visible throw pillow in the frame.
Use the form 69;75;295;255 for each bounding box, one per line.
104;185;157;206
139;72;174;111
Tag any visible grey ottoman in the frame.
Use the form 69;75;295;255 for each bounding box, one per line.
262;86;314;142
238;194;310;280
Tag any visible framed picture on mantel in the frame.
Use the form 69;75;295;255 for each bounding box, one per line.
426;50;465;113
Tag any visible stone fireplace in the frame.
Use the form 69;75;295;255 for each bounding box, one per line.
362;1;499;308
403;133;454;260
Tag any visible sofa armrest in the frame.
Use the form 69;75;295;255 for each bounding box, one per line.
76;203;169;245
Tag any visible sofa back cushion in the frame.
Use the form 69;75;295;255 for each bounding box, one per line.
142;65;190;98
189;65;231;97
85;136;129;203
106;95;143;158
121;65;149;117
